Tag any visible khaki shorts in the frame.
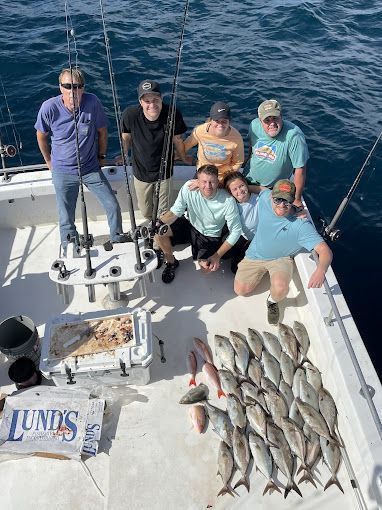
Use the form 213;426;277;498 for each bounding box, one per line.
133;176;172;220
235;257;294;287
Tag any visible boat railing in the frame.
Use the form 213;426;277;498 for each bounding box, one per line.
312;250;382;443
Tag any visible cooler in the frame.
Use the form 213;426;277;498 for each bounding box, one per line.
40;308;152;387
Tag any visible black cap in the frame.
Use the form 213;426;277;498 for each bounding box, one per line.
8;357;36;384
210;101;231;121
137;80;161;100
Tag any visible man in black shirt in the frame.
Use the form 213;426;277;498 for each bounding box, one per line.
120;80;188;220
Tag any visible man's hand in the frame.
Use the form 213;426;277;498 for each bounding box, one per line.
293;198;303;208
46;160;52;171
307;268;326;288
188;179;199;191
199;253;221;272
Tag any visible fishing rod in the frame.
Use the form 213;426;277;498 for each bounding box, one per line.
64;2;95;280
320;129;382;241
99;0;145;272
0;78;22;180
147;0;190;248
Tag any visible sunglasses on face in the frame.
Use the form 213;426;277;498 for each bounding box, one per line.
60;83;84;90
273;197;293;207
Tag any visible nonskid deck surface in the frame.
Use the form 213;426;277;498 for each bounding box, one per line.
0;221;369;509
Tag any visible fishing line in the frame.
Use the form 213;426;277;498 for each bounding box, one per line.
0;77;23;167
149;0;190;246
64;0;95;280
99;0;144;271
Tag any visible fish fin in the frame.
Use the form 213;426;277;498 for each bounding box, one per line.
217;485;235;498
266;439;279;449
324;476;344;493
263;480;281;496
189;378;196;387
296;464;304;475
217;389;226;398
298;469;317;488
285;481;303;498
233;476;250;493
331;431;344;448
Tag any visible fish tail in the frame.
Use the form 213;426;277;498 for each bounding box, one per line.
324;476;344;494
233;476;250;493
189;377;196;387
332;431;344;448
217;389;226;398
285;480;302;498
217;485;235;497
298;468;317;488
263;480;281;496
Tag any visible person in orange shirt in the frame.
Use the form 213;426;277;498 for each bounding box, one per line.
184;102;244;184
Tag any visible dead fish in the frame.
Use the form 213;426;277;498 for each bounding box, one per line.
301;423;321;473
320;436;344;493
264;387;289;428
215;335;236;373
248;358;262;387
281;417;316;487
318;387;338;438
248;432;281;495
280;351;296;387
262;331;282;362
193;337;214;365
295;398;341;447
218;369;242;401
203;362;225;398
187;350;197;387
229;331;250;376
300;380;319;411
189;405;206;433
292;368;307;398
293;321;310;361
278;323;299;362
247;328;263;360
227;394;246;430
261;375;278;394
279;379;294;409
304;363;322;393
246;404;277;449
205;401;233;447
267;423;302;499
179;383;209;404
261;350;281;388
289;399;305;428
217;441;235;497
232;427;251;492
241;381;268;411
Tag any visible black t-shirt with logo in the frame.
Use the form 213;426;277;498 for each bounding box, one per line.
121;103;187;183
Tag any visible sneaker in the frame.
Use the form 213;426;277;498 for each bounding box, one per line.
162;258;179;284
113;233;133;243
267;299;279;325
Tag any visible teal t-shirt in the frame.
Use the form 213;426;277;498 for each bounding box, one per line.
246;189;323;260
171;181;242;246
245;119;309;186
238;193;258;241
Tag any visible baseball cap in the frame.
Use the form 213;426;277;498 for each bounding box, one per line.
210;101;231;121
138;80;161;100
258;99;282;121
272;179;296;202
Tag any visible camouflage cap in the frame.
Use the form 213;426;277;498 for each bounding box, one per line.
272;179;296;202
258;99;282;121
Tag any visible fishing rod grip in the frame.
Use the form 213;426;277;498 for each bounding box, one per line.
326;197;349;235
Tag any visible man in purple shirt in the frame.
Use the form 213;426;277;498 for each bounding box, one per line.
35;67;125;248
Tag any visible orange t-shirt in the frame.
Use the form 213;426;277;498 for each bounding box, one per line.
184;122;244;181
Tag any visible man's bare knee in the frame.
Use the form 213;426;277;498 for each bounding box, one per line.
234;281;253;296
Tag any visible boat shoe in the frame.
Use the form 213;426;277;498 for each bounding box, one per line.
162;258;179;284
267;299;280;325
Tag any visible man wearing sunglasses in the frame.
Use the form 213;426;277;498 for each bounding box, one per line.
35;67;125;249
244;99;309;209
234;179;332;324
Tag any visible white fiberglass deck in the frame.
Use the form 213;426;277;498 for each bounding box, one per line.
0;168;381;510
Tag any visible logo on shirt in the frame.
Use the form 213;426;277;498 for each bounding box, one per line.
254;140;277;162
203;142;227;162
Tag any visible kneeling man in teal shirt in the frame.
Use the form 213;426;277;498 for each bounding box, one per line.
234;179;332;324
156;164;242;283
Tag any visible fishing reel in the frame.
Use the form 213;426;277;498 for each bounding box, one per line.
318;218;341;242
0;144;17;157
138;220;168;240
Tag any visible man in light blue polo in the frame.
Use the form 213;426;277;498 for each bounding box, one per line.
35;67;125;249
234;179;332;324
245;99;309;208
155;164;242;283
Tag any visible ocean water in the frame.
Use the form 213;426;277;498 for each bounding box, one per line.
0;0;381;378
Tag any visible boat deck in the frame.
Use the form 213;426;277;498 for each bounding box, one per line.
0;169;381;509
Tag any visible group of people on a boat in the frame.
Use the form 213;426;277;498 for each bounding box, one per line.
34;68;332;325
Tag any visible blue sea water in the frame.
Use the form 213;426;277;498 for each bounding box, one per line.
0;0;381;378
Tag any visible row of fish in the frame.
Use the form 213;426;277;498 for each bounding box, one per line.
179;322;345;499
